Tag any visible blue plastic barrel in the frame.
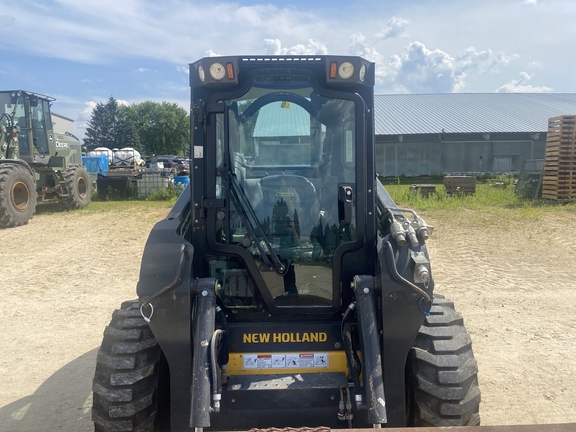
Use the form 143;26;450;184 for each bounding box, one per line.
174;176;190;187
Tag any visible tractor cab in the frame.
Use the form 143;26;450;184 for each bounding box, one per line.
187;56;377;317
0;90;53;162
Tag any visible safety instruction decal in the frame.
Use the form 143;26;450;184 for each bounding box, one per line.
243;353;328;369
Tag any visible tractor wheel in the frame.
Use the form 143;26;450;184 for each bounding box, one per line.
407;294;481;427
92;300;165;432
0;163;37;228
59;164;92;210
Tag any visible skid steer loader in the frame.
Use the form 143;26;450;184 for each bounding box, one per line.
92;55;480;431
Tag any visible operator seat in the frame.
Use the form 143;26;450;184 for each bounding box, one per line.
257;175;319;239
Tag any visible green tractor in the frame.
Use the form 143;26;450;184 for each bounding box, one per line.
0;90;92;228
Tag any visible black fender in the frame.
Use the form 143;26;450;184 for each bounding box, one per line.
136;185;195;431
0;159;36;178
377;235;434;427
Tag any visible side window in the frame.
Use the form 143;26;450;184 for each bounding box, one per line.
12;97;30;154
42;100;52;131
31;103;49;153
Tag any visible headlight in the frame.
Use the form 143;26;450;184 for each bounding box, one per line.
198;65;206;82
209;62;226;81
338;62;354;80
359;64;366;82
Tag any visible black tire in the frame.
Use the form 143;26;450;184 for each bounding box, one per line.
0;163;37;228
92;300;162;432
59;164;92;210
407;295;481;427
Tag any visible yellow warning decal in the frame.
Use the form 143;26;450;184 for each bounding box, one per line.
227;351;348;376
242;332;328;344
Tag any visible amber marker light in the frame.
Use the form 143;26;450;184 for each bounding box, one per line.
329;62;337;79
226;63;235;80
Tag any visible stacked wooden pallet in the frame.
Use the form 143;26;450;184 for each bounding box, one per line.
409;184;436;197
443;176;476;196
542;115;576;202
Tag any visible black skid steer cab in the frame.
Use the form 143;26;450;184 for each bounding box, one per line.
92;56;480;431
0;90;91;228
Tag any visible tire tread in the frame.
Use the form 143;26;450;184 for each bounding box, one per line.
408;295;481;427
92;301;160;432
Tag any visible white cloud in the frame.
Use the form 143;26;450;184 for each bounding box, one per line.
0;14;16;27
235;6;265;26
495;72;552;93
1;0;571;108
374;16;409;40
79;101;97;121
395;42;467;93
348;33;517;93
348;33;385;64
264;39;282;55
456;47;516;74
264;38;328;55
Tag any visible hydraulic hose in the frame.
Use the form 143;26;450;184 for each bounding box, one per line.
210;329;226;413
341;303;362;408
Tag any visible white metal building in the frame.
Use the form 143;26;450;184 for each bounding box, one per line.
374;93;576;176
51;112;75;135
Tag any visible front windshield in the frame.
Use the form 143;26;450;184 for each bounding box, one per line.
0;93;20;126
211;76;357;311
0;93;30;155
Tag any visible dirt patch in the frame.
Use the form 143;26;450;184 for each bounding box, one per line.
0;203;575;430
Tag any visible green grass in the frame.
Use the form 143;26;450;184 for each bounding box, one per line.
36;198;174;216
79;199;175;215
380;178;576;221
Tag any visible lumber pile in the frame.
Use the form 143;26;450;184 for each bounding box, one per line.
443;176;476;196
542;115;576;202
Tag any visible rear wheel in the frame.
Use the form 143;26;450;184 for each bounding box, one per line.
92;300;164;432
0;163;37;228
59;164;92;210
407;295;481;427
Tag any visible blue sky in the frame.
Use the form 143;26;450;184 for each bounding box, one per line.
1;0;575;140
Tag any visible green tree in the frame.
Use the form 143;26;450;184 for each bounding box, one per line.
272;198;289;235
84;97;141;152
114;105;142;152
292;209;301;237
132;101;189;156
84;96;118;151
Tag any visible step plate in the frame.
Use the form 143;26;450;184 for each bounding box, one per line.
224;372;348;410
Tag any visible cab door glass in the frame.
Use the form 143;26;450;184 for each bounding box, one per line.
31;103;49;153
212;77;357;310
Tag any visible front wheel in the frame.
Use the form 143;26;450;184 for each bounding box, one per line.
59;164;92;210
0;163;37;228
406;295;481;427
92;300;164;432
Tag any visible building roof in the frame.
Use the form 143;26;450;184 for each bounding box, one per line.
374;93;576;135
51;112;74;122
253;101;311;138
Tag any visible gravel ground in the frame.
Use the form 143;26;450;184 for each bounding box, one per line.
0;201;575;431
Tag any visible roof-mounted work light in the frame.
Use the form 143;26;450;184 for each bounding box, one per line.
191;57;239;86
325;56;373;86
